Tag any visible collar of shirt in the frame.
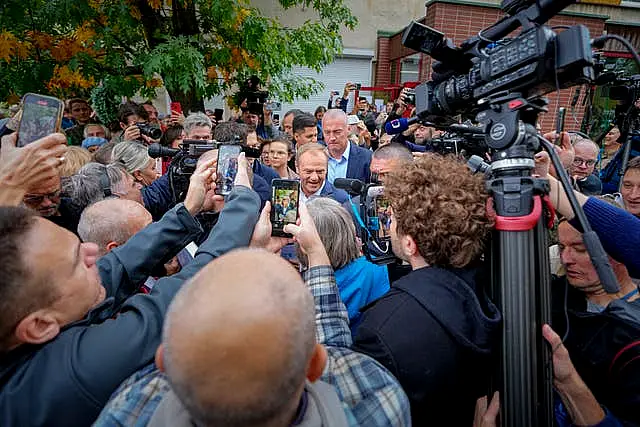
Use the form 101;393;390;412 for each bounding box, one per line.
329;140;351;164
300;181;325;204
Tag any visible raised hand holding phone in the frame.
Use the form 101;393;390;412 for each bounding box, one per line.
283;202;330;267
250;201;293;253
0;132;66;205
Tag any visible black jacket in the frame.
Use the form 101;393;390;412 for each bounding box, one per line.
552;278;640;426
0;187;260;426
353;266;501;426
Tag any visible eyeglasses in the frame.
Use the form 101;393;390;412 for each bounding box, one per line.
572;157;596;168
23;189;61;204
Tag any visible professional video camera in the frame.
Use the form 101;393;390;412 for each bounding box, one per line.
148;139;260;203
234;75;269;115
430;130;488;158
403;2;593;125
333;177;397;265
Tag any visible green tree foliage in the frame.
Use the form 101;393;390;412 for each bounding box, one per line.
0;0;357;114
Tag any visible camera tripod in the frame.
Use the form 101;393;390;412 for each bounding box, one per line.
477;92;619;426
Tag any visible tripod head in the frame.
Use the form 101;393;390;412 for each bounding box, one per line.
474;92;620;294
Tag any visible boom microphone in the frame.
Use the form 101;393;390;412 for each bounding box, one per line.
384;117;419;135
333;178;365;195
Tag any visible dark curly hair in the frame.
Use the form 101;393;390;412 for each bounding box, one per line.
385;154;494;268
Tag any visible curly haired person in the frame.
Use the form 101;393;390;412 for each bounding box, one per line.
353;154;502;427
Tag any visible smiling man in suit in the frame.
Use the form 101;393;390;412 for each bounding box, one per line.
296;143;349;204
323;109;372;184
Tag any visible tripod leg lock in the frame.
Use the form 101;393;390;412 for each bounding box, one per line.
492;195;543;231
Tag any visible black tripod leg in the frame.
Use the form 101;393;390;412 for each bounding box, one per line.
618;130;635;192
491;213;554;426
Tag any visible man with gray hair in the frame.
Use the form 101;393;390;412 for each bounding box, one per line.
296;143;349;204
342;143;413;224
571;136;602;196
322;108;372;184
78;198;153;257
183;112;213;140
79;162;144;205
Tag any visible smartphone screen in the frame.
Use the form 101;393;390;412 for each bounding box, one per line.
17;93;64;147
216;144;242;196
375;196;392;239
214;108;224;121
271;179;300;237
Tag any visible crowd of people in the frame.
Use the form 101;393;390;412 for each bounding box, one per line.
0;79;639;427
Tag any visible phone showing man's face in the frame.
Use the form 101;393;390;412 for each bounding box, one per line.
216;145;242;196
271;179;300;237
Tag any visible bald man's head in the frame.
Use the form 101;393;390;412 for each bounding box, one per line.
77;198;152;256
162;249;317;427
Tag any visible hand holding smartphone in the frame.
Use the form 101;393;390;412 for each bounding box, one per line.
270;179;300;238
16;94;64;147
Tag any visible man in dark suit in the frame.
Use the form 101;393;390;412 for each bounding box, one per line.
322;109;372;184
296;143;349;204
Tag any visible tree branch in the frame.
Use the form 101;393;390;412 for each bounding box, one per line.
91;18;138;58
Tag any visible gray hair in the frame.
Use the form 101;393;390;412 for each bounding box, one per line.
79;162;132;196
322;108;348;126
297;197;360;270
83;123;111;139
373;143;414;162
111;141;151;174
77;198;151;256
572;137;599;154
295;143;329;165
184;112;212;136
92;141;116;165
60;174;105;218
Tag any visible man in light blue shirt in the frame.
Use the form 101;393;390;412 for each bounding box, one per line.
327;137;351;185
323;109;372;184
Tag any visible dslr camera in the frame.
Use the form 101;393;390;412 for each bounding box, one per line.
136;123;162;140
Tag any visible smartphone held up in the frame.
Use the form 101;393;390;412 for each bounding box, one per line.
216;145;242;196
16;93;64;147
270;179;300;238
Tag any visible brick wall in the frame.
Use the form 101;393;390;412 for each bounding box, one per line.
377;1;609;132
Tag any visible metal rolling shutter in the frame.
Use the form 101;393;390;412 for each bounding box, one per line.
279;51;374;116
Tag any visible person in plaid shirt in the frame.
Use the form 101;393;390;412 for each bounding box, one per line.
94;202;410;427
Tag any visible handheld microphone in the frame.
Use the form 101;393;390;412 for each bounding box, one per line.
384;117;419;135
148;143;180;159
333;178;365;195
